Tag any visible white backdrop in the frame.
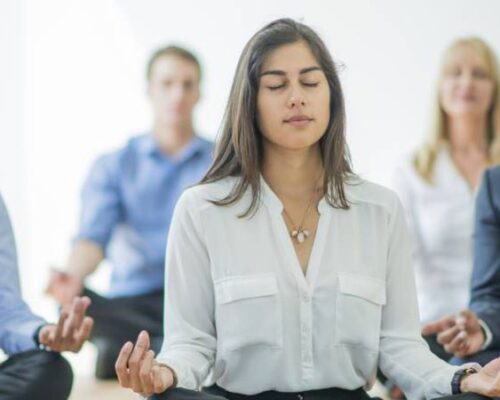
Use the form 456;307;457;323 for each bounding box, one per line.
1;0;500;344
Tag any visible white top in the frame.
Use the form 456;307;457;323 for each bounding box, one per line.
156;176;460;400
393;150;475;324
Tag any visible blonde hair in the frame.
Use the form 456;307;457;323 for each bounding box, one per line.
414;37;500;182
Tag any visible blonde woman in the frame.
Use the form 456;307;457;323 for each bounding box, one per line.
394;37;500;363
115;22;500;400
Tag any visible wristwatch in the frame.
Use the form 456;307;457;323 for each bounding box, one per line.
452;367;479;394
32;323;49;351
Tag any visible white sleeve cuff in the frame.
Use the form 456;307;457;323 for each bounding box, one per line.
155;356;199;390
478;319;493;350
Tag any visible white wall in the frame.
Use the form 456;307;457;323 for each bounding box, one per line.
1;0;499;371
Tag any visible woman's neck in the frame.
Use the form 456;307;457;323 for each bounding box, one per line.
447;116;488;155
261;143;324;200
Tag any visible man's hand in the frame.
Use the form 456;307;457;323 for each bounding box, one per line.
422;310;485;357
38;296;93;352
421;314;456;337
115;331;174;396
461;357;500;397
46;269;83;309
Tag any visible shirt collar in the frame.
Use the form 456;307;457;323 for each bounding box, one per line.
138;134;206;163
260;175;329;215
175;136;207;164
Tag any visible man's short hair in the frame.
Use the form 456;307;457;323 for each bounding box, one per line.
146;45;202;82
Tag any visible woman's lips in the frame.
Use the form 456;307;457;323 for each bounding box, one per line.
284;115;313;126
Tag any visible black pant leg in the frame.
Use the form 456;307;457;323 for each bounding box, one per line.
433;394;491;400
151;386;378;400
150;388;228;400
83;288;164;340
83;288;164;379
0;349;73;400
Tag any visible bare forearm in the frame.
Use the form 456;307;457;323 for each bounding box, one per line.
66;240;104;279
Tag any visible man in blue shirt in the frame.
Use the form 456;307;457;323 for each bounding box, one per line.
46;45;213;380
0;194;93;399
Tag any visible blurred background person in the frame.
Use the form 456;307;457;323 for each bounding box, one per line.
384;37;500;400
0;193;93;400
394;36;500;358
424;165;500;366
45;45;213;380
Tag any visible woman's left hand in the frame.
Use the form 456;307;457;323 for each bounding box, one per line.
461;358;500;397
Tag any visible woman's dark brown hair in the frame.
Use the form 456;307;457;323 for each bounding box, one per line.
201;18;353;217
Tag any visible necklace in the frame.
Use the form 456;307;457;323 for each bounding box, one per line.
282;189;318;244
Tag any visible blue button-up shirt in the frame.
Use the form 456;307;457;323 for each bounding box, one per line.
76;134;213;297
0;194;45;356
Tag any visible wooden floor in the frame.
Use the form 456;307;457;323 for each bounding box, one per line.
65;344;136;399
70;376;137;400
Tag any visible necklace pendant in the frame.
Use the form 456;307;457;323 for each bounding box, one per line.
291;228;310;244
297;231;305;243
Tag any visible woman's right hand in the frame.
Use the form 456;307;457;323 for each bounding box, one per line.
115;330;175;396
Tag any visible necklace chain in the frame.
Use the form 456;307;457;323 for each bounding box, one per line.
282;181;321;244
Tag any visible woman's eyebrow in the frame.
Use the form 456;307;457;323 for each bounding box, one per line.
259;66;322;77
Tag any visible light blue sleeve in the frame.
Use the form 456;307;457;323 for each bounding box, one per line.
0;194;45;356
74;153;123;251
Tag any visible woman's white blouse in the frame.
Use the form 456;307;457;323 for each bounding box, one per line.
156;176;459;399
393;150;475;324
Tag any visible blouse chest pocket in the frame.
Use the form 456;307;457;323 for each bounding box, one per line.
214;274;283;351
335;273;386;351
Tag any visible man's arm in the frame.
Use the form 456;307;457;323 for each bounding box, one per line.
66;240;104;279
46;240;104;306
0;193;94;355
470;167;500;348
0;194;46;355
46;154;122;306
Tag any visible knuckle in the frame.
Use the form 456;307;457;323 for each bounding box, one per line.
115;364;125;373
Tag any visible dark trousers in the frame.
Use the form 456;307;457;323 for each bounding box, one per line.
148;386;491;400
0;349;73;400
150;386;378;400
83;287;163;379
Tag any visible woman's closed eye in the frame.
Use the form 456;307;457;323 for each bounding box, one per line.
267;83;286;90
266;81;320;91
302;81;319;87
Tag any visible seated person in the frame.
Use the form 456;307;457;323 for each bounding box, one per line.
393;36;499;358
0;193;93;400
390;35;499;399
115;19;500;400
423;166;500;366
46;45;213;380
